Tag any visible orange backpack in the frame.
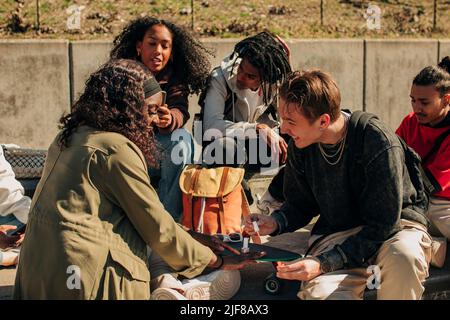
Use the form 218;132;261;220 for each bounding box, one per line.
179;165;250;235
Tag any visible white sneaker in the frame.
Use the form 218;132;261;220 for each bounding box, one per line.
256;191;283;215
151;287;187;300
0;250;19;267
182;270;241;300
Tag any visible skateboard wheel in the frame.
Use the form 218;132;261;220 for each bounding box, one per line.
264;275;282;295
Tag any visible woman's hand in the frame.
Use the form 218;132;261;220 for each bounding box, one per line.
276;257;322;281
256;124;288;164
243;213;278;236
155;104;172;128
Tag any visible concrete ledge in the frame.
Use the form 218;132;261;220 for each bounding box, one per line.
1;39;450;147
439;40;450;61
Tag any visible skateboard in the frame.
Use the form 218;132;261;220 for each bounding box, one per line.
221;241;302;295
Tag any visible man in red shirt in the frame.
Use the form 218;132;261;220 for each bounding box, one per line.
396;56;450;266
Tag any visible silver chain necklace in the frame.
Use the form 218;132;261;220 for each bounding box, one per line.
318;117;349;166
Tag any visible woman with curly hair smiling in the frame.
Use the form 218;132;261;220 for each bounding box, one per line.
110;17;213;220
13;59;258;300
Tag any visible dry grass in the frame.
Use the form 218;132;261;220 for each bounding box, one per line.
0;0;449;40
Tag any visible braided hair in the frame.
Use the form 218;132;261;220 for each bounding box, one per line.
110;16;214;95
232;31;292;105
413;56;450;96
59;59;159;168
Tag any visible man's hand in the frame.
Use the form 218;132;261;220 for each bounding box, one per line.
256;124;288;164
276;257;323;281
155;104;173;128
0;225;23;249
243;213;278;236
189;231;241;255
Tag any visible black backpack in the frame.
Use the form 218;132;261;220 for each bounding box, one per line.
348;110;434;201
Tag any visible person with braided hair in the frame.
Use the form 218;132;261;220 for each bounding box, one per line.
201;31;292;209
110;17;214;220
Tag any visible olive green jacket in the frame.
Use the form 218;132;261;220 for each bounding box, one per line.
14;126;214;299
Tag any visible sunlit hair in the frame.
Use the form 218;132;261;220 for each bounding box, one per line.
232;31;292;105
279;69;341;123
110;16;213;95
58;59;159;168
413;56;450;96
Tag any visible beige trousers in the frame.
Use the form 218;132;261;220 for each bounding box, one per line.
298;219;432;300
427;196;450;240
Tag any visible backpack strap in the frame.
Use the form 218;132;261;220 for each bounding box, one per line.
187;166;202;232
347;110;378;164
421;127;450;164
397;137;435;196
349;110;432;199
217;167;230;233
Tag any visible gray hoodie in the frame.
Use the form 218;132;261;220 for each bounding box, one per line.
202;54;278;138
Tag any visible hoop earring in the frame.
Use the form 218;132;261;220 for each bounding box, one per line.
137;50;141;57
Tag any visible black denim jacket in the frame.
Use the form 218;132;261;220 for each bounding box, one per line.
271;111;428;271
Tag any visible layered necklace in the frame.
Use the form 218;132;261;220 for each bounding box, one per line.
318;115;349;166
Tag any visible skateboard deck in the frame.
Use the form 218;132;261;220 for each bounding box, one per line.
222;241;302;262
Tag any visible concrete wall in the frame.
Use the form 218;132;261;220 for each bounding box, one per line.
289;39;364;111
0;40;70;149
0;39;448;149
365;40;438;130
440;40;450;61
70;41;112;103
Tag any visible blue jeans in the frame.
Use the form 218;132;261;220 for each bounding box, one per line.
149;128;193;221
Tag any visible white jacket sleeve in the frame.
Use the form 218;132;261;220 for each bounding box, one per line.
0;147;31;224
202;71;257;137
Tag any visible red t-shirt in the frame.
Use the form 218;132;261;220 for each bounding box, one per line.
396;112;450;200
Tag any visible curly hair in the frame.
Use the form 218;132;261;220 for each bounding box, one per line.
110;16;214;95
59;59;159;168
232;31;292;106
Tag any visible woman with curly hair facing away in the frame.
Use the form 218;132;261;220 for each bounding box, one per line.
13;59;259;300
110;17;213;220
